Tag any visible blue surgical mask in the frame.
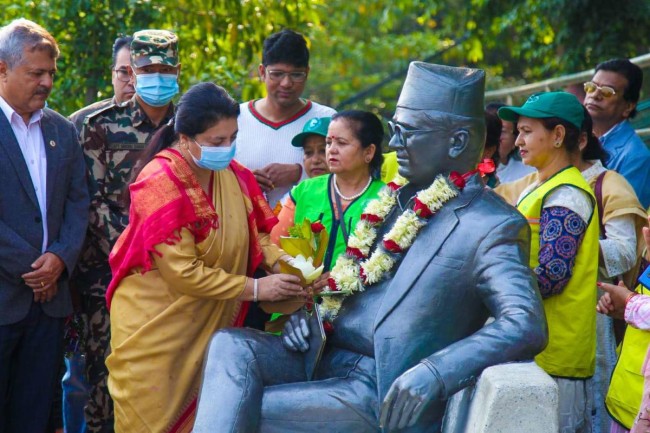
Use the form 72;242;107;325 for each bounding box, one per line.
190;139;237;171
134;72;179;107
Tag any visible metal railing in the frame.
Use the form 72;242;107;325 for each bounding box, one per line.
485;53;650;104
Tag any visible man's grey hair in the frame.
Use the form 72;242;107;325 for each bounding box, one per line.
0;18;59;69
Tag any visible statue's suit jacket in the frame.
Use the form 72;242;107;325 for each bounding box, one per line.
0;108;89;325
337;175;548;428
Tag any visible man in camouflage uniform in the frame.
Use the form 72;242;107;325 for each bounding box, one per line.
69;35;135;133
76;29;180;433
59;35;135;433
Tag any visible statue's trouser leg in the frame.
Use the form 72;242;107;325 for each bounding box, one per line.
194;328;380;433
259;347;380;433
194;328;305;433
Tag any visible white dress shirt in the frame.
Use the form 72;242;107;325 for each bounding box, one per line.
0;96;48;252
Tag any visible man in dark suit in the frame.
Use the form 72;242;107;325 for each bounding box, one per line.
193;63;547;433
0;19;88;432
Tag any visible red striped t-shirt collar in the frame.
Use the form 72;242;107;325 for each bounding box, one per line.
247;99;313;130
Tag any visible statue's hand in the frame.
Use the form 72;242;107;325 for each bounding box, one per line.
281;311;310;352
379;363;442;432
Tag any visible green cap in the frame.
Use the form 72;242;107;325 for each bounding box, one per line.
291;117;331;147
498;91;584;129
130;29;179;68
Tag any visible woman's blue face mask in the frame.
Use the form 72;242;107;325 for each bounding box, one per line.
189;138;237;171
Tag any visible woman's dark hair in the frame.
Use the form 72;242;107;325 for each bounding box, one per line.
539;117;581;154
331;110;384;178
127;82;239;196
484;109;501;154
262;29;309;67
486;101;521;162
580;106;608;164
485;102;505;116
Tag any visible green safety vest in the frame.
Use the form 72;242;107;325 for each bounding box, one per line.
292;174;384;271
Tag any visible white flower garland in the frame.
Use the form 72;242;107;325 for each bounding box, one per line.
319;174;460;321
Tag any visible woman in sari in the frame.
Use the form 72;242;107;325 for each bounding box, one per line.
105;82;303;433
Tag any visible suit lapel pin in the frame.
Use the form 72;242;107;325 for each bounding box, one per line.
49;140;56;147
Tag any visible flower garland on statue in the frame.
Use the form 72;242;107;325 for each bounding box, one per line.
319;170;477;322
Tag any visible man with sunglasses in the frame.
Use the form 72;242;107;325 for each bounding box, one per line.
584;58;650;208
69;36;134;133
235;29;335;209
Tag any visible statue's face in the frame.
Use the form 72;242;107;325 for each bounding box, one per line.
388;108;450;188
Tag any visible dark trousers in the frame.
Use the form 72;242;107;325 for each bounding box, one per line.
81;293;113;433
0;302;64;433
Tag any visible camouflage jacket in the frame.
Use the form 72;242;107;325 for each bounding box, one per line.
69;97;115;136
76;97;174;294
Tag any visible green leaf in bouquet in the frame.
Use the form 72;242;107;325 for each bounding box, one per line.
301;218;313;240
313;229;329;268
288;224;304;238
279;237;313;259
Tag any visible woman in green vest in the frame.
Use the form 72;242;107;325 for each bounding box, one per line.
271;110;385;274
498;91;600;433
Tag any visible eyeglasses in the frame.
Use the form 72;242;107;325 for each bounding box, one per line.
584;81;617;98
388;120;435;143
265;70;308;83
113;68;131;83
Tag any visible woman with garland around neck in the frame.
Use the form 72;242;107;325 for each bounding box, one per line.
270;110;385;275
104;82;303;433
498;91;600;433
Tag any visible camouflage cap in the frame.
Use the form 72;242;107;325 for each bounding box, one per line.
130;29;179;68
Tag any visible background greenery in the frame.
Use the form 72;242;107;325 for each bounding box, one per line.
4;0;650;118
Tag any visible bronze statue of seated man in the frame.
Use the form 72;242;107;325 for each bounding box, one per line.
193;62;548;433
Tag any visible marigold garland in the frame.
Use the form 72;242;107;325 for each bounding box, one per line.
319;173;463;322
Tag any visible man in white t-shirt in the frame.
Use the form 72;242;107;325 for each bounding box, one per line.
236;29;335;207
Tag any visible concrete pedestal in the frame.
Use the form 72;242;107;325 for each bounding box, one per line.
442;362;559;433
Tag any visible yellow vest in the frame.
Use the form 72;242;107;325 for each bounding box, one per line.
606;283;650;429
517;166;599;378
380;152;398;183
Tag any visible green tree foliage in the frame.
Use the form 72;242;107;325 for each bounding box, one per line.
307;1;457;117
1;0;321;115
306;0;650;114
3;0;161;113
1;0;649;117
466;0;650;83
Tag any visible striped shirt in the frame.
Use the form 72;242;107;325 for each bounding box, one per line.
235;99;335;207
